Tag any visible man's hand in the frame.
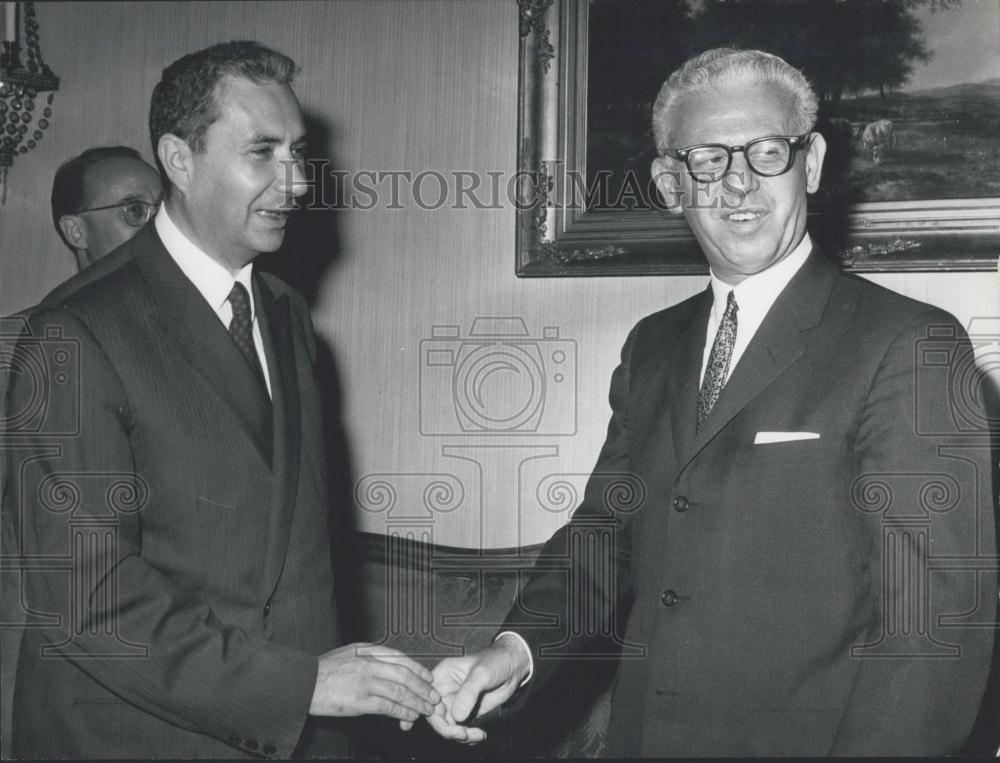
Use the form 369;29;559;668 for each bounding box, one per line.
404;634;531;743
309;642;440;723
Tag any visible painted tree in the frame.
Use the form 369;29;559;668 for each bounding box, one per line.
683;0;959;111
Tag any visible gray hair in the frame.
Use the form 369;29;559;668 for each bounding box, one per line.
652;48;818;152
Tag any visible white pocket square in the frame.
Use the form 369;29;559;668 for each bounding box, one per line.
754;431;820;444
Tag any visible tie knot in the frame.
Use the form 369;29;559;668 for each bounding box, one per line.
228;281;252;320
725;289;738;314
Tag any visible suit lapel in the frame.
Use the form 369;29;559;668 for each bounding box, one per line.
132;226;274;465
682;250;838;464
667;289;713;464
255;277;302;600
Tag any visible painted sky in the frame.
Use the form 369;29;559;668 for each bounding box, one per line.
592;0;998;90
903;0;999;90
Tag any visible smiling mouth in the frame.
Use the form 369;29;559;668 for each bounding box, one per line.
256;209;292;222
723;208;767;225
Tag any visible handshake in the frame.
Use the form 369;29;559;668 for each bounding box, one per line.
309;633;532;744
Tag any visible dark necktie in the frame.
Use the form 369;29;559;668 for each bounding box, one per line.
227;281;268;392
697;290;738;432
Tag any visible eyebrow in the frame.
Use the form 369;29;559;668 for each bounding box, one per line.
244;133;308;147
92;193;157;208
245;133;280;146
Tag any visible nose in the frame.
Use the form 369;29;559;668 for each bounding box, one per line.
289;159;309;198
276;157;309;200
724;150;760;194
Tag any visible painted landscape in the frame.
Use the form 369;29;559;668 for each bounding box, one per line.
819;81;1000;203
585;0;1000;209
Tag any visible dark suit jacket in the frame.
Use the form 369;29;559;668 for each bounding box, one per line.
506;249;996;756
3;225;344;758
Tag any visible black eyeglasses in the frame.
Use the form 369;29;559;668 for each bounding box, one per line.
78;199;159;227
662;133;814;183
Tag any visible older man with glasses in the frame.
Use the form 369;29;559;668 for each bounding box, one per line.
423;47;996;757
51;145;162;272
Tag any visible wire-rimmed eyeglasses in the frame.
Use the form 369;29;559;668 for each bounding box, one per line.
77;199;159;227
662;133;814;183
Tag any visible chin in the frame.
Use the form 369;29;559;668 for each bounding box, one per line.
726;240;774;262
250;234;286;254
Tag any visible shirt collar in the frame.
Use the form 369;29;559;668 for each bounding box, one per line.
155;204;256;318
708;233;812;319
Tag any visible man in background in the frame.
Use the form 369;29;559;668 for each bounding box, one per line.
50;145;162;271
4;40;438;758
423;48;996;756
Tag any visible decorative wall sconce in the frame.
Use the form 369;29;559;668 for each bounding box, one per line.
1;1;59;204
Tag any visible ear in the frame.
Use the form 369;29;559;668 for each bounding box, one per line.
804;132;827;194
651;156;685;214
157;133;194;196
58;214;88;251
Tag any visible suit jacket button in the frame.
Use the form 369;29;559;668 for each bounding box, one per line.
227;734;241;745
672;496;688;512
263;603;271;617
263;743;276;755
246;739;259;751
661;589;678;606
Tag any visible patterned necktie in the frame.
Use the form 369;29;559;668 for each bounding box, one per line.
697;290;738;432
227;281;268;391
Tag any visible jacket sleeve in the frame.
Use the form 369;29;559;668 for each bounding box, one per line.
4;308;318;757
829;310;996;755
500;320;641;695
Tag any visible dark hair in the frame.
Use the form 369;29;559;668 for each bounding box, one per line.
149;40;298;183
51;145;145;245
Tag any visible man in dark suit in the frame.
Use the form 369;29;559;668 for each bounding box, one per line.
2;40;438;758
422;48;997;756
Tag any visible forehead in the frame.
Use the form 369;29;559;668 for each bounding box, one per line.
207;76;305;141
671;81;797;146
84;156;162;205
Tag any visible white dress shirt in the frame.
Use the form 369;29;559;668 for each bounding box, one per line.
154;205;272;397
700;234;813;386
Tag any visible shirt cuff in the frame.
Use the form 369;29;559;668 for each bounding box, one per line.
494;631;533;687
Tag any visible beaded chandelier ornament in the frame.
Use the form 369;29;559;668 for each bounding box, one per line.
1;1;59;204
